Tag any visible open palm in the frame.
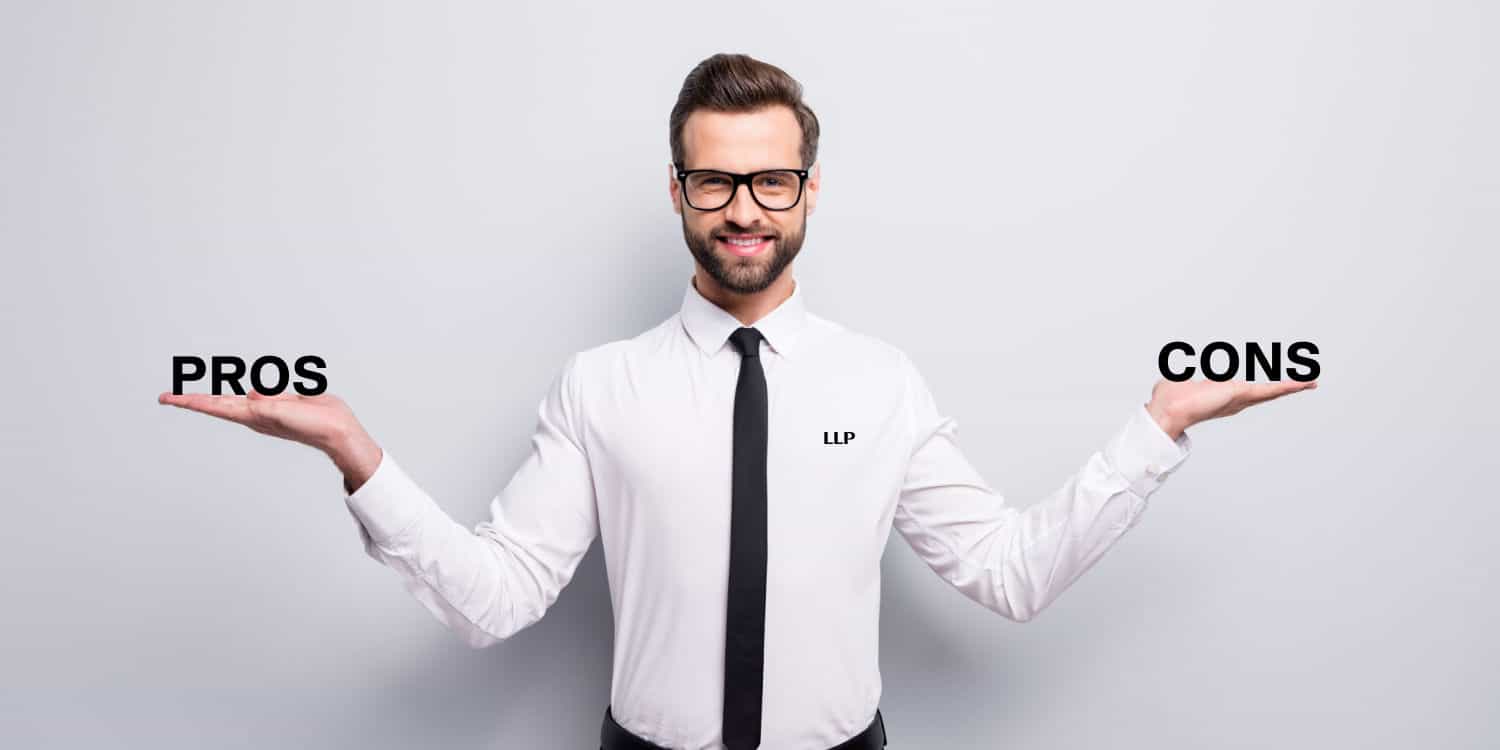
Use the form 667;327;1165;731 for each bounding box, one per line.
1148;377;1318;438
157;390;356;452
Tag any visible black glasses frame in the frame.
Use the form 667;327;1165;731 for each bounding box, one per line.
674;164;810;212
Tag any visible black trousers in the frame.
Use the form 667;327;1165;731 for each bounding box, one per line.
599;704;888;750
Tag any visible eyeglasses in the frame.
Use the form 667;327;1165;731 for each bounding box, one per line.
674;164;810;212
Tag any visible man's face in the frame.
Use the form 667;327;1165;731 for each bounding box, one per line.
670;105;821;295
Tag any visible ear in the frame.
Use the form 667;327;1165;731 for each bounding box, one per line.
805;161;821;216
668;161;682;215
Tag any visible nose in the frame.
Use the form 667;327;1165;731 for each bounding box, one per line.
723;182;763;227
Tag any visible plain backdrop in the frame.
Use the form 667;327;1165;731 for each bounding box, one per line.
2;1;1496;748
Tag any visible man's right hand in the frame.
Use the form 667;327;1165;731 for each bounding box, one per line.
157;389;384;493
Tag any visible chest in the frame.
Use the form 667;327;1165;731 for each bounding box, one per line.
582;354;910;581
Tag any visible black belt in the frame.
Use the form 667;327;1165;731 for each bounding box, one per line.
600;705;887;750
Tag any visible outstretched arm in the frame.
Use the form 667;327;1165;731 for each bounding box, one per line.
341;352;598;648
891;351;1315;622
159;352;600;648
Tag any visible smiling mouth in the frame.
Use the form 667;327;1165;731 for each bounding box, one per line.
716;234;775;257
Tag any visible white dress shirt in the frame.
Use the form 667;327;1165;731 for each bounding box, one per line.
343;276;1192;749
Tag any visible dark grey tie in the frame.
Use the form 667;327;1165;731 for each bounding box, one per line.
723;326;768;750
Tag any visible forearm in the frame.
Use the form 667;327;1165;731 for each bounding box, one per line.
896;451;1147;622
342;449;582;648
340;351;600;648
994;404;1192;619
896;405;1191;622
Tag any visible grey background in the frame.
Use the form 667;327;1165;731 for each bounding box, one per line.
2;1;1496;748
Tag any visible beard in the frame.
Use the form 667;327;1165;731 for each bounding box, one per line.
682;208;806;295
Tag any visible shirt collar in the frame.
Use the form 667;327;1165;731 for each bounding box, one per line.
679;275;809;359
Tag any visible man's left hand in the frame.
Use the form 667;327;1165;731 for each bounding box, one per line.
1145;378;1319;440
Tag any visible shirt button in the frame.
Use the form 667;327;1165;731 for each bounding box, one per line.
1145;463;1162;477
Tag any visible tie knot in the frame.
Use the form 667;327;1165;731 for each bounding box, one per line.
728;327;764;358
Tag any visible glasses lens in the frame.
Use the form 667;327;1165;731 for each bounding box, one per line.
751;171;801;209
685;172;734;209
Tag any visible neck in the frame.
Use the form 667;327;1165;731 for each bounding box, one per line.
692;266;796;327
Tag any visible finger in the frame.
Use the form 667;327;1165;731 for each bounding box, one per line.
1243;380;1317;404
158;392;253;424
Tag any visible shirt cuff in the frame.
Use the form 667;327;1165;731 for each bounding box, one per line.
343;450;442;547
1102;403;1193;498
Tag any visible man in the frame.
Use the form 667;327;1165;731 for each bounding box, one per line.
159;53;1315;750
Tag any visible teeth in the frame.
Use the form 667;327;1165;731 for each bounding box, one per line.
722;236;767;246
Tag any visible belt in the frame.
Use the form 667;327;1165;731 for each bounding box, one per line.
599;705;888;750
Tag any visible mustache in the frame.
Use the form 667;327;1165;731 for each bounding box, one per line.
711;228;778;238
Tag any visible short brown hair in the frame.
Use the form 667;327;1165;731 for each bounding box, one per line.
669;53;821;170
